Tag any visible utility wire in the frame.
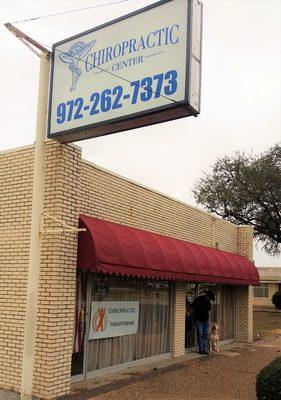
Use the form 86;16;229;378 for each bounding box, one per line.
39;41;180;105
11;0;134;24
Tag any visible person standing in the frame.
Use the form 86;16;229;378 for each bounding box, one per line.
190;289;215;355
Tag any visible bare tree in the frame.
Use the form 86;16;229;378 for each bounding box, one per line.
193;144;281;255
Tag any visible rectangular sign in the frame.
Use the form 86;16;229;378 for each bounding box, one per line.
89;301;139;340
48;0;202;142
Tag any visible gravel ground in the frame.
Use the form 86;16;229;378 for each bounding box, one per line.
68;336;281;400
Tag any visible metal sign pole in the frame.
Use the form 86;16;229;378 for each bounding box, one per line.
21;52;50;400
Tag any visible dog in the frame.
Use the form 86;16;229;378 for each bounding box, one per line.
209;324;220;352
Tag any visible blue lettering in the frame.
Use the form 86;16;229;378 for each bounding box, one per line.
111;56;143;72
155;28;165;46
101;47;106;65
106;46;113;62
85;54;93;71
137;36;146;51
83;24;180;75
146;32;155;49
121;40;129;56
170;24;179;44
129;38;137;53
92;49;102;68
113;43;122;58
57;69;178;126
164;27;169;45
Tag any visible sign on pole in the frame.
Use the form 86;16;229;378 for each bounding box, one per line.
48;0;202;142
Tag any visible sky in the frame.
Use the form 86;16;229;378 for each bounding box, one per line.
0;0;280;267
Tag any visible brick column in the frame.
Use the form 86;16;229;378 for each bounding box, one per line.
0;146;34;392
235;226;254;343
171;281;186;357
33;142;81;399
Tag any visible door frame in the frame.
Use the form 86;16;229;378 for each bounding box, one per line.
185;283;198;351
71;271;91;383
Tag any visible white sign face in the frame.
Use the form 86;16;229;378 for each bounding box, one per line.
89;301;139;340
47;0;202;141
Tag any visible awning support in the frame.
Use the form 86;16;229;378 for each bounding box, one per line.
40;213;86;235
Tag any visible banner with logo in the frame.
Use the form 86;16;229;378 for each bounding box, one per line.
89;301;139;340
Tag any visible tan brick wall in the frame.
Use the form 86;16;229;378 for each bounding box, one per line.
0;144;254;398
32;142;81;399
80;161;239;253
235;226;254;343
237;225;253;261
171;281;186;357
0;145;34;391
0;142;81;397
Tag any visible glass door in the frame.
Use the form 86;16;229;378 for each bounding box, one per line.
197;284;235;341
197;283;218;325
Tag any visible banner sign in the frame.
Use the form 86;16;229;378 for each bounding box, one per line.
48;0;202;142
89;301;139;340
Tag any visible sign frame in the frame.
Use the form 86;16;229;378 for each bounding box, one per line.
47;0;202;143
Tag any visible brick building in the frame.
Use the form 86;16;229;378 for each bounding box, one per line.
0;142;259;399
253;267;281;308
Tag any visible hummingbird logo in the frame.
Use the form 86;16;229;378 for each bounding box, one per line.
58;40;97;91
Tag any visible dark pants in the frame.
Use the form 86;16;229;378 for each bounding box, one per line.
195;321;209;352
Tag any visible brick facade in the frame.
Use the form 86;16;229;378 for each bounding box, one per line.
0;142;254;398
253;268;281;308
234;226;254;343
171;281;186;357
0;146;34;391
253;283;279;307
33;143;82;398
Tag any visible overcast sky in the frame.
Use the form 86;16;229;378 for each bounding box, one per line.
0;0;280;267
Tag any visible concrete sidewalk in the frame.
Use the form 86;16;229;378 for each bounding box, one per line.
68;336;281;400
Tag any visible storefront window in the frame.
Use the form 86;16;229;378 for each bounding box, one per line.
198;284;218;323
87;275;170;372
217;286;235;340
197;283;234;341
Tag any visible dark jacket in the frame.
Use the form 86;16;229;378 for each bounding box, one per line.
190;295;211;322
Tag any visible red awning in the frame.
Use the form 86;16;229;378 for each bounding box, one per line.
78;215;259;285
